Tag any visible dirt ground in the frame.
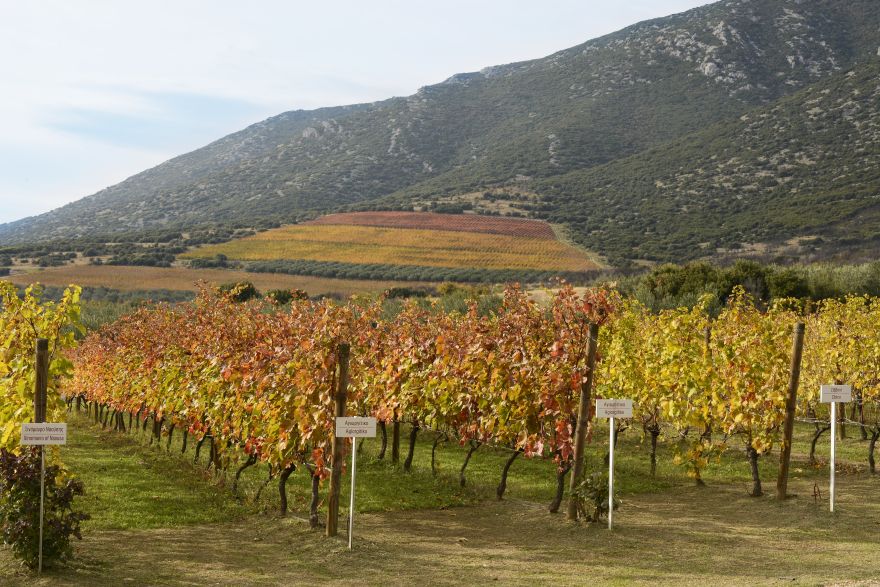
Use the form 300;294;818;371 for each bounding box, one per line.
5;476;880;587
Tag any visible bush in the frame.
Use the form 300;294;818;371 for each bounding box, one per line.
0;448;89;569
572;470;619;523
266;288;308;305
385;286;433;299
218;281;260;302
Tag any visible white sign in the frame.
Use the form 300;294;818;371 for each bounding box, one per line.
21;423;67;446
335;417;376;438
596;399;633;419
335;417;377;551
820;385;852;403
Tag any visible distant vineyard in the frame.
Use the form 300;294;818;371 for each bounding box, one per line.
181;212;600;283
305;211;558;239
183;225;595;271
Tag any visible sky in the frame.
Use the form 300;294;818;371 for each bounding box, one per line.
0;0;711;225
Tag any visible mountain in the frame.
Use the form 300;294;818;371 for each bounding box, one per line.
2;0;879;266
533;59;880;263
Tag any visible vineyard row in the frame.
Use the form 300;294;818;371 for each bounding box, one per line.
70;285;880;520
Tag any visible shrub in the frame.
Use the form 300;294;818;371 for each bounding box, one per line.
0;448;89;569
572;470;619;523
218;281;260;302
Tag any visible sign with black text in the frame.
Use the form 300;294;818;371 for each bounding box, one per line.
820;385;852;403
21;423;67;446
335;417;377;438
595;399;633;419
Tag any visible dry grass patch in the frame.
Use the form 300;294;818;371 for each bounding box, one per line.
5;479;880;586
4;266;422;296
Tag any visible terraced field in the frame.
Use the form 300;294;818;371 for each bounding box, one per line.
181;212;601;282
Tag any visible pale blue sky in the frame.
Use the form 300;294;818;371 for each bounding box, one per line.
0;0;710;225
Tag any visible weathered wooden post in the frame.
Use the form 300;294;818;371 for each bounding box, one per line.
34;338;49;423
34;338;49;574
566;323;599;521
777;322;805;500
326;343;350;537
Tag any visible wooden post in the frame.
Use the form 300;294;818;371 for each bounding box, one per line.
566;323;599;521
326;343;350;537
34;338;49;423
391;413;400;464
777;322;805;500
34;337;49;574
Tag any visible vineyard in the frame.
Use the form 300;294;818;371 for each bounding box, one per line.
182;224;595;271
304;211;559;239
179;212;601;283
0;282;81;451
70;284;880;525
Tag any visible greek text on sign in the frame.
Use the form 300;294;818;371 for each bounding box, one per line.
596;399;633;419
335;417;377;438
21;423;68;446
820;385;852;403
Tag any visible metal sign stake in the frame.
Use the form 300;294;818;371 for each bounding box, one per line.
608;417;615;530
21;422;67;574
830;401;836;513
39;446;45;573
334;417;375;549
348;437;357;550
595;399;631;529
820;384;850;513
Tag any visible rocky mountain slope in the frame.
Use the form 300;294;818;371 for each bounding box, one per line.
533;59;880;263
1;0;879;265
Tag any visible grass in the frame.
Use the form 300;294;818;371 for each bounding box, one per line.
61;414;245;530
181;224;599;272
4;266;428;297
1;411;879;585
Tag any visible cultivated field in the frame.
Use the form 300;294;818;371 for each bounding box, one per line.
305;211;558;239
182;222;600;272
4;265;423;296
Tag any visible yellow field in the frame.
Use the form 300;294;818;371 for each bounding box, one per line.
181;225;599;271
4;265;422;296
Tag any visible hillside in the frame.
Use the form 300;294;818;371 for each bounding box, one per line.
530;59;880;263
2;0;879;263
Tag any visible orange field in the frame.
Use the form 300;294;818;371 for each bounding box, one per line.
4;266;423;296
305;211;558;239
183;214;601;272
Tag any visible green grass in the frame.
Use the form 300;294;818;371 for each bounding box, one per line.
62;410;878;524
63;412;245;530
